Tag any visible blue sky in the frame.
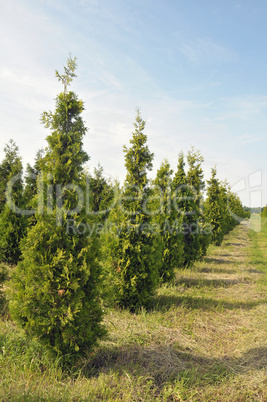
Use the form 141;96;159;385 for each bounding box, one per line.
0;0;266;207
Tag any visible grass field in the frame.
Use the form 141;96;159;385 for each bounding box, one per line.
0;218;267;401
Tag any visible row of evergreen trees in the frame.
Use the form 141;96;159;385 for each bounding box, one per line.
0;57;249;362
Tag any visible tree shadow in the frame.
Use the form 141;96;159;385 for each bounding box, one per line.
224;242;244;247
203;257;235;265
174;277;241;288
152;294;264;312
197;267;238;275
247;268;265;274
217;254;231;257
83;342;267;390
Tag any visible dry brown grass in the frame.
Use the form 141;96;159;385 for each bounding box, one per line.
70;220;266;400
1;219;267;401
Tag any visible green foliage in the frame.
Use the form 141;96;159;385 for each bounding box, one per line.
205;169;246;246
172;150;207;267
186;148;207;262
0;207;27;264
9;57;105;361
0;263;8;313
0;140;20;213
55;54;77;93
205;168;225;246
262;205;267;218
123;110;153;190
87;164;116;223
9;214;105;358
103;110;159;311
226;185;248;227
152;159;183;282
103;217;160;311
23;149;44;210
0;140;27;264
40;91;89;184
1;55;249;365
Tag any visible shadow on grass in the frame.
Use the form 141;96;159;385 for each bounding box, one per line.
151;294;264;312
203;257;234;265
247;268;265;274
224;242;244;247
174;277;242;289
85;342;267;389
197;267;238;275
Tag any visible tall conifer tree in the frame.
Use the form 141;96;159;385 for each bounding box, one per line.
10;57;105;359
205;168;226;246
171;152;195;266
103;110;159;311
185;148;206;263
24;149;44;210
0;140;27;264
153;159;183;281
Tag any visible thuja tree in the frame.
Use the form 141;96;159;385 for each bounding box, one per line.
152;159;183;282
219;181;233;237
0;141;14;214
9;57;105;359
0;140;23;213
171;152;198;267
223;182;246;233
0;140;27;264
205;171;247;246
186;148;208;262
24;149;44;210
87;164;115;223
103;110;159;311
205;168;226;246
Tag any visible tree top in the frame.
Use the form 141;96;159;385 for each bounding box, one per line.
55;55;77;93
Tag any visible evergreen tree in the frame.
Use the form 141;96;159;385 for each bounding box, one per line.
0;140;27;264
205;170;247;246
103;110;159;311
171;149;209;266
185;148;207;262
153;159;183;281
0;140;22;213
9;57;105;360
172;152;188;217
225;183;247;231
172;152;199;266
24;149;44;210
87;164;115;223
205;168;226;246
219;181;232;237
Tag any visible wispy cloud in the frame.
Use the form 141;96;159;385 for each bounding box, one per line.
0;0;267;205
179;38;238;65
215;96;267;122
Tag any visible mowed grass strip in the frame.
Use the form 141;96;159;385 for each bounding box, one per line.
0;218;267;401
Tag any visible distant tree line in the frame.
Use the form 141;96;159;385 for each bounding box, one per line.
0;57;250;363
